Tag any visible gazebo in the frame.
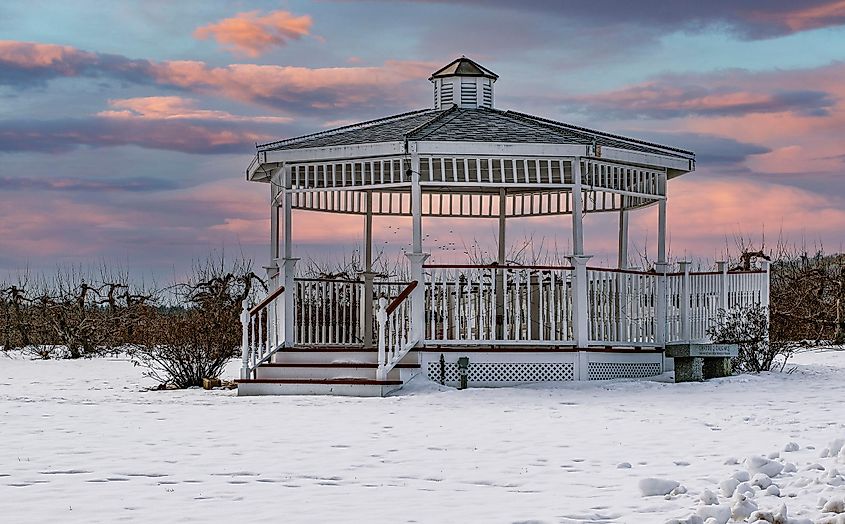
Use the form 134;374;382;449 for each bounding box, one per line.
237;58;770;396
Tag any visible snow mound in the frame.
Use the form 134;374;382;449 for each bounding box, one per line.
639;478;680;496
731;492;758;521
748;455;784;477
696;503;730;524
822;497;845;514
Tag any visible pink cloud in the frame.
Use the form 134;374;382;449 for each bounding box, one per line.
1;40;434;113
194;10;312;57
97;96;292;123
631;177;845;256
751;0;845;32
148;59;434;110
0;40;95;69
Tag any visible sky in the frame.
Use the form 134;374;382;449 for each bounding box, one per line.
2;0;845;280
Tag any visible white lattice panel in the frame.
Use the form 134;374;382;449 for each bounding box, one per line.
588;362;661;380
426;362;574;385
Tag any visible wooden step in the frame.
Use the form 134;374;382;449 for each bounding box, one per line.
271;349;418;366
259;363;419;368
236;377;404;397
238;378;403;385
255;362;418;381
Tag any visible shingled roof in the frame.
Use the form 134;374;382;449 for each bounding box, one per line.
257;106;694;159
429;57;498;80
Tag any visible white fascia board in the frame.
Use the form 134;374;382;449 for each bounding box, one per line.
414;141;693;172
415;141;586;157
598;147;693;173
262;141;406;163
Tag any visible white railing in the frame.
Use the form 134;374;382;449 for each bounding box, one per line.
376;281;418;380
423;265;575;344
586;267;659;346
293;278;409;346
666;262;771;344
294;278;364;345
240;286;286;379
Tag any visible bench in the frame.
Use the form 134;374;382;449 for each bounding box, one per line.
665;343;738;382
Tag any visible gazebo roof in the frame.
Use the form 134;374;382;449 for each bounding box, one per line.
257;105;693;159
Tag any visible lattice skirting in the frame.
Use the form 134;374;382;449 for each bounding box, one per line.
587;362;661;380
427;361;575;385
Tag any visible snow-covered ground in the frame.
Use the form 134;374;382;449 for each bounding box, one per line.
2;350;845;523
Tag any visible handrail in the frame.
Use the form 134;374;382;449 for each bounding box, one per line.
386;280;418;315
586;266;656;276
293;277;413;285
241;286;286;379
424;263;575;270
250;286;285;316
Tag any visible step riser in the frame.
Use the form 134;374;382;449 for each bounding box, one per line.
272;351;418;366
238;382;401;397
254;366;401;381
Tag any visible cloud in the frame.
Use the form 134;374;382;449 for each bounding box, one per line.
0;176;180;192
0;117;273;154
193;10;312;56
394;0;845;39
657;176;845;250
97;96;292;123
0;40;153;87
0;41;433;115
561;80;836;119
146;59;433;113
625;132;770;165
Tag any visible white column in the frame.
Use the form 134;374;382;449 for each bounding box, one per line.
407;143;428;344
572;157;585;256
269;176;281;282
717;261;728;313
679;260;691;343
281;164;298;347
655;173;668;347
617;208;629;269
363;190;375;347
496;188;506;339
616;199;629;343
570;158;590;349
570;254;592;348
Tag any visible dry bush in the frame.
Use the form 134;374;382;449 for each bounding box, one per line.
707;303;799;372
1;267;152;358
130;257;263;388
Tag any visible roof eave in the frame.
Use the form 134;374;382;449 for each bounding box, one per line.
263;141;407;164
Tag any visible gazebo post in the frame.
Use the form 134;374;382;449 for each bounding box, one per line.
655;172;668;347
616;197;629;342
570;157;591;352
496;188;506;339
617;204;629;269
267;172;282;283
281;163;299;347
363;190;374;347
572;158;585;256
407;144;429;345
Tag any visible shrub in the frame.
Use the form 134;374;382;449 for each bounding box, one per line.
707;303;797;372
130;257;262;388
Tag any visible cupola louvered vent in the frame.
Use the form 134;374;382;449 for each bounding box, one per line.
429;57;497;109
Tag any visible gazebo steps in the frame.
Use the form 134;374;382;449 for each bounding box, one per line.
270;347;418;366
236;377;405;397
255;362;419;381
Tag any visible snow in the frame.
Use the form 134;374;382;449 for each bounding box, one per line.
2;349;845;523
640;478;682;496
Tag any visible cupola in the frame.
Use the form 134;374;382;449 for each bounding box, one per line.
429;57;498;109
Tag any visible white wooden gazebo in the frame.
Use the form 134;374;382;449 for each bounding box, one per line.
237;58;770;396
